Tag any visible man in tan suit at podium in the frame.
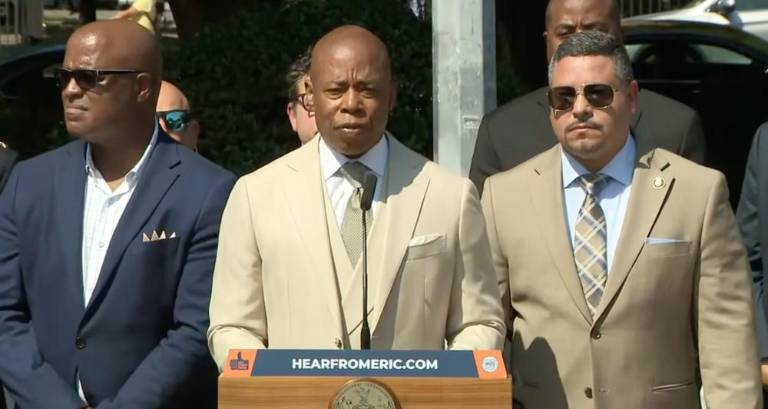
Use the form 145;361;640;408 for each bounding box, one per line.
481;31;761;408
207;25;505;369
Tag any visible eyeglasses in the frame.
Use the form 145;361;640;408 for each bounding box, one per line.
547;83;621;111
157;110;192;132
296;93;314;112
55;67;142;90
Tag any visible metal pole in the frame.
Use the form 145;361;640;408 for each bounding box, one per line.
432;0;496;176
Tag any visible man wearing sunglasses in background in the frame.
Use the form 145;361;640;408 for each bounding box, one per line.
481;30;760;409
0;20;233;409
157;80;200;151
469;0;706;196
285;49;318;145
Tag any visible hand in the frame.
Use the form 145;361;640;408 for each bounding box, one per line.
761;364;768;389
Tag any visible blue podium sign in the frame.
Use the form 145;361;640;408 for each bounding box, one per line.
223;349;506;379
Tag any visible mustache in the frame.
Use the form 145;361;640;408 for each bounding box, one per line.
565;121;602;133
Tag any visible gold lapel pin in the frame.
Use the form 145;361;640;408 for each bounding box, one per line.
652;176;665;189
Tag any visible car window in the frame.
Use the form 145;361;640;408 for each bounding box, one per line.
735;0;768;11
627;41;753;66
692;44;753;64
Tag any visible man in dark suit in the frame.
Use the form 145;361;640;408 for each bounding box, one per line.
0;21;234;408
737;122;768;405
470;0;706;193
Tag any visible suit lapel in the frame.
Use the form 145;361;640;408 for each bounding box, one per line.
594;150;673;321
84;134;180;312
369;137;429;333
55;140;87;307
283;138;346;341
530;146;593;325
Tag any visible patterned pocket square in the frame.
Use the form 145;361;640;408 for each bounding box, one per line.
142;229;177;242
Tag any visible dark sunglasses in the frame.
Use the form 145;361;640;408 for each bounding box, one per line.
157;110;192;132
55;67;141;90
296;93;314;112
547;83;621;111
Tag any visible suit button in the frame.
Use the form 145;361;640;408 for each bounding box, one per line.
75;336;86;350
591;330;602;340
335;338;342;349
584;387;593;399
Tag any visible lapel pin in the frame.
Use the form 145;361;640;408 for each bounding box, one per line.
652;176;665;189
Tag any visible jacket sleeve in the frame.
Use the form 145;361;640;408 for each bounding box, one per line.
98;174;235;408
0;169;87;409
469;116;502;197
737;126;768;361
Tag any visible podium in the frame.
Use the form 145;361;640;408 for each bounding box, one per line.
219;349;512;408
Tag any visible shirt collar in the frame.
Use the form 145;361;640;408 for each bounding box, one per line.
85;122;159;186
319;133;389;181
561;132;636;189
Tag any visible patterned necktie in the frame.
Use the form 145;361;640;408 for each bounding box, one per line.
339;161;373;266
573;173;608;318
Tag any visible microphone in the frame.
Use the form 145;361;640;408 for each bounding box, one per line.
360;172;377;350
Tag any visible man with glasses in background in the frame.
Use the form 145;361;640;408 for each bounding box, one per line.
157;80;199;151
285;49;318;145
481;30;760;409
0;20;233;409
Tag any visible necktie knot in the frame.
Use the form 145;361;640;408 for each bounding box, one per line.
341;161;370;188
578;173;607;196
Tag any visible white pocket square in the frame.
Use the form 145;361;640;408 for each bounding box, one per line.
408;233;444;247
142;229;177;242
645;237;688;245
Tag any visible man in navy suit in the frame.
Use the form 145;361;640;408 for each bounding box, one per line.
0;20;234;408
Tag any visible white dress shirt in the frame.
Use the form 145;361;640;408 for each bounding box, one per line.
319;134;388;227
81;127;157;306
561;134;635;274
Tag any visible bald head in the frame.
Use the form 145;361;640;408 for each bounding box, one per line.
310;25;392;83
156;81;199;150
69;20;163;82
308;25;397;158
62;19;163;144
157;81;190;112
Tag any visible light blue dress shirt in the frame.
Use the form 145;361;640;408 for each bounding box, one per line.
561;135;635;275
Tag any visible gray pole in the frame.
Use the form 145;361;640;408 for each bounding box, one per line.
432;0;496;175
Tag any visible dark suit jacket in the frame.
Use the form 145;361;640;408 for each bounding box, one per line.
0;132;235;409
737;122;768;364
469;86;707;194
0;147;17;194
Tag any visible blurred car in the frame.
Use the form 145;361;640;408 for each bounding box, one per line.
0;44;66;158
626;0;768;42
623;19;768;204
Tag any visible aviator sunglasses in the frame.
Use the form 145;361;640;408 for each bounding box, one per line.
54;67;141;90
157;110;192;132
547;83;622;111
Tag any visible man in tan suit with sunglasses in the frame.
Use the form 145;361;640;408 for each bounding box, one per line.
207;25;505;367
482;30;760;409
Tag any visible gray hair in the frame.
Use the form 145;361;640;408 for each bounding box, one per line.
548;30;633;85
286;47;312;102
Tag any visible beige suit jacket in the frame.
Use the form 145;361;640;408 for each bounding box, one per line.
208;135;505;369
482;145;760;409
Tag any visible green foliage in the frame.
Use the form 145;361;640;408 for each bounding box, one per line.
166;0;432;176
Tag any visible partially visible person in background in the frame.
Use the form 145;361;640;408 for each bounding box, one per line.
285;49;318;144
157;80;199;151
112;0;157;34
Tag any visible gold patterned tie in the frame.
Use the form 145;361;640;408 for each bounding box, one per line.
339;161;373;266
573;173;608;318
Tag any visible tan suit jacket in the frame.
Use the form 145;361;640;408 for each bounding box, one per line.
482;145;760;409
208;135;505;369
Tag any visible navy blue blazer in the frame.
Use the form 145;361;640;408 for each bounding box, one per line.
0;131;235;408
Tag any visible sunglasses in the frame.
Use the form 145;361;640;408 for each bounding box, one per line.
547;83;621;111
55;68;142;90
157;110;192;132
